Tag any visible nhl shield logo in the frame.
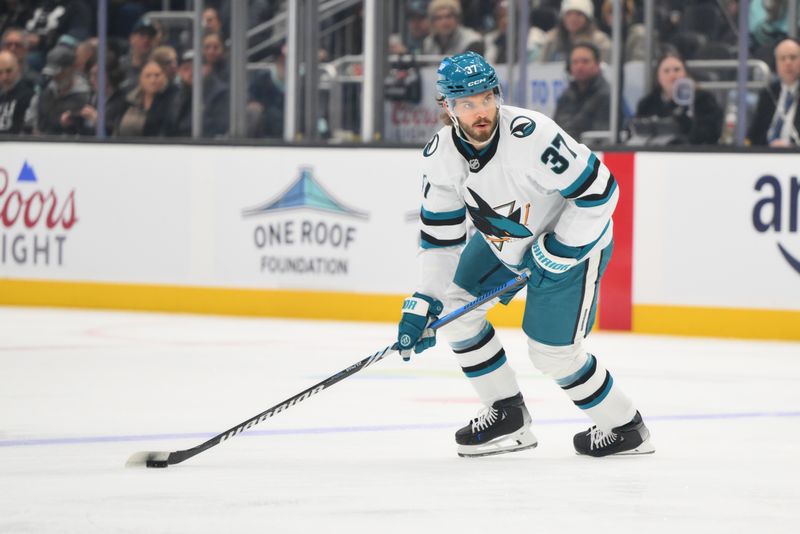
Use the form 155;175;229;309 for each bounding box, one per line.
510;116;536;138
469;158;480;170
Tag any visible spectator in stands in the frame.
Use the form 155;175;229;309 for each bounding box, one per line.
389;0;430;55
1;26;37;90
527;5;559;62
120;16;160;92
202;31;228;81
247;44;285;138
554;42;610;142
28;44;91;135
77;50;127;136
747;38;800;146
539;0;611;63
173;50;229;138
202;7;223;37
599;0;648;61
74;37;97;79
750;0;792;68
633;52;723;144
150;45;179;89
421;0;483;56
0;48;32;133
115;59;176;137
483;0;508;64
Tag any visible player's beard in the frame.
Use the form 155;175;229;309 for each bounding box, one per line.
458;112;498;143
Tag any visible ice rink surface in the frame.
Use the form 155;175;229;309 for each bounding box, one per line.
1;306;798;533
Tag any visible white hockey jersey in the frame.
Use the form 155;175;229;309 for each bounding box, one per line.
416;105;618;300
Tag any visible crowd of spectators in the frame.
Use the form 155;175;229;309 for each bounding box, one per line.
387;0;800;147
1;0;799;146
0;0;281;138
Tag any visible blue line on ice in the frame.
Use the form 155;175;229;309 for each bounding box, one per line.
1;411;798;448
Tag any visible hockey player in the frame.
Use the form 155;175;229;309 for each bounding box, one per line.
396;51;654;458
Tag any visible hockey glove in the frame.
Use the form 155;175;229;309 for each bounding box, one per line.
521;233;581;288
397;292;444;361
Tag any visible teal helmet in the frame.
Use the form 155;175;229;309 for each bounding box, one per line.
436;51;499;100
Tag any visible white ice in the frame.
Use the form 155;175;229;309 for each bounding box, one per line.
1;306;798;533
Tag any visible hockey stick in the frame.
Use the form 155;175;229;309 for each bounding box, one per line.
126;271;530;468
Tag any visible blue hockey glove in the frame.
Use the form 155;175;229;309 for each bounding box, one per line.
397;292;444;361
521;233;582;288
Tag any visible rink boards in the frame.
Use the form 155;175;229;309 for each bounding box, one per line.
0;142;797;340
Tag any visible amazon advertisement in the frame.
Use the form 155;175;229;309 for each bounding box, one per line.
633;152;800;311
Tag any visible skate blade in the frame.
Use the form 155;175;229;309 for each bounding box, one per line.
614;438;655;456
576;438;656;457
457;429;538;458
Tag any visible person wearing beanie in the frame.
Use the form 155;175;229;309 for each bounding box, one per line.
421;0;484;56
538;0;611;64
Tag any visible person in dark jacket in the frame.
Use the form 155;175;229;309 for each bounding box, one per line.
173;49;229;137
28;44;90;135
747;38;800;146
114;59;177;137
633;51;723;145
77;50;127;135
0;48;33;133
553;42;610;142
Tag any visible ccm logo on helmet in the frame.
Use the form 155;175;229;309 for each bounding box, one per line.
467;78;487;87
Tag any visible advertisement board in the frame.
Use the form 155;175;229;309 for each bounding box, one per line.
1;142;797;339
634;152;800;311
0;144;422;293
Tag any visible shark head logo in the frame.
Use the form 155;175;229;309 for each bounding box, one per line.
465;187;532;250
510;116;536;138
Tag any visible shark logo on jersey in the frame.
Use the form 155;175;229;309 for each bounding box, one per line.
423;134;439;157
465;187;532;251
510;116;536;138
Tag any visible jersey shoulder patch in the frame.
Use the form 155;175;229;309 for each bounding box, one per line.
509;114;537;138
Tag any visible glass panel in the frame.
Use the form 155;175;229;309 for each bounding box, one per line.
0;1;798;146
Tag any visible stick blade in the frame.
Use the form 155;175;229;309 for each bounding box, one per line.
126;451;171;468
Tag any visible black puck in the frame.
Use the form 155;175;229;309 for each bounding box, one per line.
146;460;169;468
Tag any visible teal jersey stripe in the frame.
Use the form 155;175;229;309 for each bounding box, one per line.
575;180;618;208
463;354;507;377
578;375;614;409
421;206;467;220
560;153;598;197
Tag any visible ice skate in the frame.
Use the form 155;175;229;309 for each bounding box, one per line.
456;393;538;458
573;411;655;457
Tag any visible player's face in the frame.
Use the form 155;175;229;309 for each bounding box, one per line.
450;90;499;142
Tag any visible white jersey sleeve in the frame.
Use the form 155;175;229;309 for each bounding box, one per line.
415;128;467;301
530;112;617;253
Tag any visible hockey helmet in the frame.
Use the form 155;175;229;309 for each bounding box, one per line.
436;51;500;101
